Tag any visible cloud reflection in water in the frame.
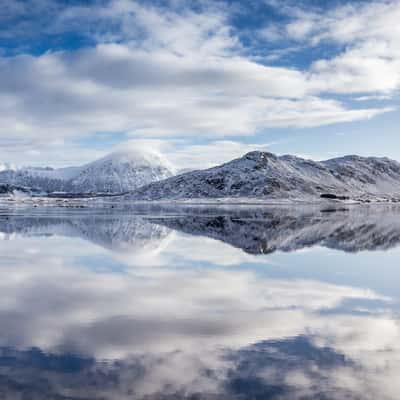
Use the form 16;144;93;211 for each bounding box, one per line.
0;206;399;399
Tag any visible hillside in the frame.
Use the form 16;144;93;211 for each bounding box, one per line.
122;151;400;202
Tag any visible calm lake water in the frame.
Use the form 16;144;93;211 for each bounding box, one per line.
1;204;400;399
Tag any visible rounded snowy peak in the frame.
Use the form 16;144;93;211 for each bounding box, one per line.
0;148;174;194
68;149;174;194
91;148;173;169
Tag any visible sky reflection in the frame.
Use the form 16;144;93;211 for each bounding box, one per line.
0;206;399;399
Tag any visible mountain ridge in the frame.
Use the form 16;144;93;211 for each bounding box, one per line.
121;151;400;202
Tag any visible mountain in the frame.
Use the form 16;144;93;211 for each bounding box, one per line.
0;211;171;255
0;183;39;196
152;206;400;254
2;205;400;254
0;149;173;194
122;151;400;202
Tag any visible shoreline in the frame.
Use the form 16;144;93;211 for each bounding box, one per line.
2;194;400;209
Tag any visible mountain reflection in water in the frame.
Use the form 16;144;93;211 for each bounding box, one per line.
0;205;399;399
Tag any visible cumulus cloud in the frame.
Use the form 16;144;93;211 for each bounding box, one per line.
0;0;395;166
2;43;380;141
115;139;280;170
267;1;400;96
0;225;389;359
0;217;399;398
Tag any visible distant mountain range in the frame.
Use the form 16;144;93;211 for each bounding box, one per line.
152;207;400;254
122;151;400;202
1;206;400;254
0;212;170;256
2;150;400;202
0;149;173;195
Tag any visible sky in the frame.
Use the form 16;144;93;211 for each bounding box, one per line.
0;0;399;169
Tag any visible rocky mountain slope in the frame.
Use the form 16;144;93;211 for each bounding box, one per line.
0;149;173;194
2;206;400;254
152;206;400;254
122;151;400;202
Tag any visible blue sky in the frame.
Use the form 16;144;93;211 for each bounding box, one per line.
0;0;399;169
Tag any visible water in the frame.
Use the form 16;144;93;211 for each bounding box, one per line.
0;204;400;399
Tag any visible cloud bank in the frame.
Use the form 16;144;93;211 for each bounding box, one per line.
0;0;398;166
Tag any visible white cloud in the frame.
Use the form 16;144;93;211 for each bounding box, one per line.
0;0;396;166
355;94;394;101
115;139;279;170
168;140;276;170
309;43;400;94
1;213;400;398
268;1;400;96
0;0;396;164
0;231;388;359
0;225;398;398
0;42;387;166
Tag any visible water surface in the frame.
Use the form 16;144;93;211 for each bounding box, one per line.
0;205;400;399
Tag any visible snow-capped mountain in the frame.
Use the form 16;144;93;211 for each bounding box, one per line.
0;149;173;194
2;206;400;254
123;151;400;202
0;212;171;255
152;206;400;254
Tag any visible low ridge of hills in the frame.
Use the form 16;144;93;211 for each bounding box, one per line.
122;151;400;202
2;150;400;203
